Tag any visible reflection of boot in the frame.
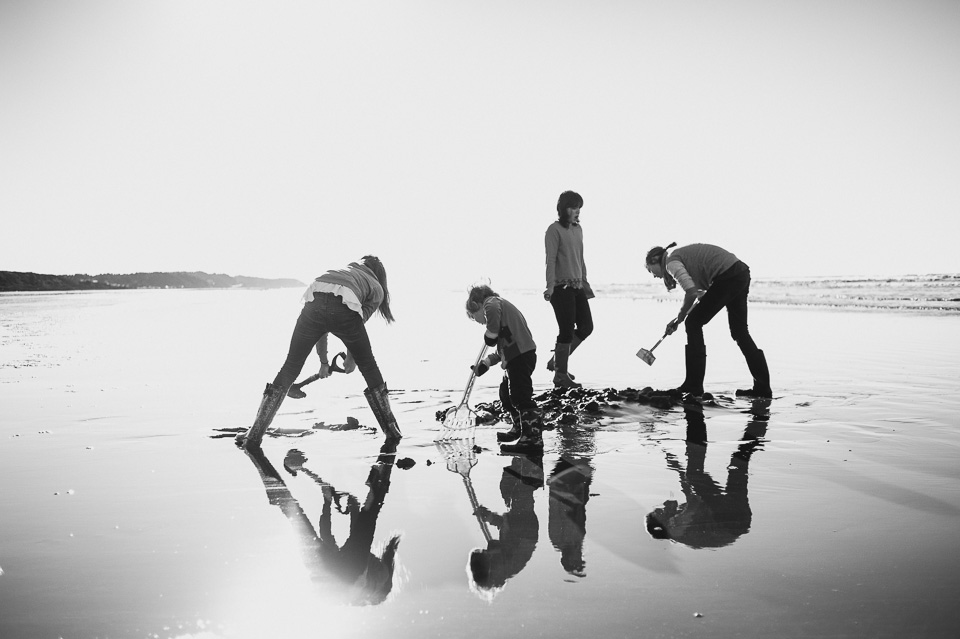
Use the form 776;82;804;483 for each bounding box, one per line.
500;409;544;454
552;342;582;389
674;345;706;396
736;349;772;398
497;412;522;442
366;439;398;495
237;382;285;449
546;335;581;380
364;383;403;440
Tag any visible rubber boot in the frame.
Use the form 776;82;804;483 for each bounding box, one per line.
236;382;285;450
500;408;544;454
552;342;582;389
496;412;522;442
736;349;772;398
673;345;706;396
364;383;403;440
546;335;581;380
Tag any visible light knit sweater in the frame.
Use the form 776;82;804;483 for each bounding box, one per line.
545;221;589;294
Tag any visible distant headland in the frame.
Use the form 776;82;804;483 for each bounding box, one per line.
0;271;305;292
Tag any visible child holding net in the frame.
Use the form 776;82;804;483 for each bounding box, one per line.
465;284;544;454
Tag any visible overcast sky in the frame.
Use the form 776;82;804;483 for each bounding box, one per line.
2;0;958;293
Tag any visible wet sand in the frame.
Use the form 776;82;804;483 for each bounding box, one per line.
2;288;959;638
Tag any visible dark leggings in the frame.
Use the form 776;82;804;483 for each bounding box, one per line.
498;350;538;417
273;293;383;391
684;261;760;356
549;286;593;344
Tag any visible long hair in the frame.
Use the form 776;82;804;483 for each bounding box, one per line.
645;242;678;291
556;190;583;229
361;255;395;323
465;283;498;318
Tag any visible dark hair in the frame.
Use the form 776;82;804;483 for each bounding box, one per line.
470;547;506;589
465;284;498;318
645;242;677;265
361;255;394;323
352;535;401;605
556;190;583;228
646;512;671;540
645;243;678;291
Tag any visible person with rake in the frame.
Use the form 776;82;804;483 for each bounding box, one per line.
465;284;544;454
644;242;772;399
237;255;401;450
544;190;595;389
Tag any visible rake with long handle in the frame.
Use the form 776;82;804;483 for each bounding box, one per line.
437;343;489;440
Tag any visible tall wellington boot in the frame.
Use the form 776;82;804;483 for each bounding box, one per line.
546;335;582;380
236;382;286;450
552;342;582;389
736;349;772;398
496;412;522;442
364;383;403;440
673;345;706;396
500;409;544;454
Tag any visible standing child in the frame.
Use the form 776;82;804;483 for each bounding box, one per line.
544;190;595;388
465;285;543;454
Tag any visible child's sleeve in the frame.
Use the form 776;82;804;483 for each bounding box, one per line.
483;298;502;345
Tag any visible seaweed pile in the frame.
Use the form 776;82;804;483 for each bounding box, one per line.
436;386;722;430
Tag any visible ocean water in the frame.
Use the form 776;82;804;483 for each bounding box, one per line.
594;273;960;313
2;279;960;639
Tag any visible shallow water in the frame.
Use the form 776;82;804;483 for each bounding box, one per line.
2;288;959;638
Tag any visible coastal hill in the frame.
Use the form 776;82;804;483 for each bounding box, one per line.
0;271;304;292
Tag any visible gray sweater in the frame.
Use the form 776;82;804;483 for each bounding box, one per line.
666;244;740;292
545;221;588;293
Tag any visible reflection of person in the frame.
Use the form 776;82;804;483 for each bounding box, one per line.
237;256;400;450
644;243;771;398
465;284;543;454
547;416;596;577
646;399;770;549
548;457;592;577
544;190;594;389
242;440;401;605
469;456;544;600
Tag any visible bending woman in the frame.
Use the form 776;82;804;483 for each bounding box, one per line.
237;255;401;449
644;243;771;398
544;190;594;388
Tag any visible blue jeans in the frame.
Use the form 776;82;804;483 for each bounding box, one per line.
549;286;593;344
273;292;383;390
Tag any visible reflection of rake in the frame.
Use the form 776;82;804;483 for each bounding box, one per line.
437;344;488;441
435;440;492;542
